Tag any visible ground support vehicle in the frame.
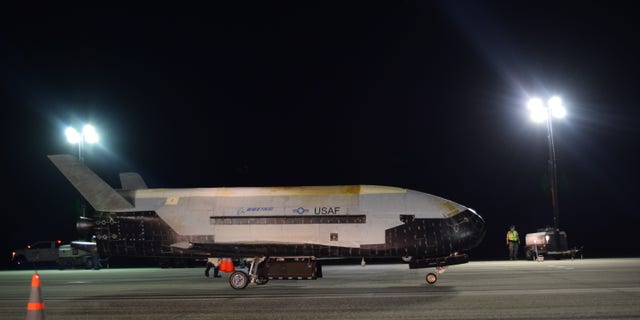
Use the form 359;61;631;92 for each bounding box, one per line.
525;228;583;260
228;256;322;289
56;241;99;269
11;240;98;269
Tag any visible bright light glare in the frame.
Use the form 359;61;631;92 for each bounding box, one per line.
526;98;547;123
66;125;99;144
65;127;81;144
82;125;99;143
548;96;566;119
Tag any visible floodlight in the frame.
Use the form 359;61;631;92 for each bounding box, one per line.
65;127;81;144
527;98;547;123
548;96;566;119
82;125;99;143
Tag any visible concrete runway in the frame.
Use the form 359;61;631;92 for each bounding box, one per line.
1;258;639;319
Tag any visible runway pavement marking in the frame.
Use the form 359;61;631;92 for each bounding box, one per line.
545;265;575;270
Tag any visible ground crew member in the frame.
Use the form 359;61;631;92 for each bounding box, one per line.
91;235;102;270
506;225;520;260
205;258;221;278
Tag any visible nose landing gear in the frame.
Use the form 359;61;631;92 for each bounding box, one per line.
425;266;448;285
426;272;437;284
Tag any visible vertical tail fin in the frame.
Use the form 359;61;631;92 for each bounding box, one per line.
119;172;148;190
47;154;134;211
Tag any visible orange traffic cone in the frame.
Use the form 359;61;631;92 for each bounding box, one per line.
226;259;235;272
219;259;228;272
219;258;235;273
25;273;46;320
219;258;229;272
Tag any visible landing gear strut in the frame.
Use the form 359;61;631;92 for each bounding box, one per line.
247;256;269;286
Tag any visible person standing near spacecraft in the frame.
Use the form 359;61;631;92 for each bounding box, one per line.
506;225;520;260
205;258;221;278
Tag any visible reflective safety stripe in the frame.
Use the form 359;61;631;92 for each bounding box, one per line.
27;302;45;310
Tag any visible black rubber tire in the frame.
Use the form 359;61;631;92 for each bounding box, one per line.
426;272;437;284
229;271;249;289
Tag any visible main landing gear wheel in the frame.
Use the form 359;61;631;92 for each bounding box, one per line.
426;272;438;285
229;271;249;289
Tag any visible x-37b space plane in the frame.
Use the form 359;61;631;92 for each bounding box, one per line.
49;154;485;289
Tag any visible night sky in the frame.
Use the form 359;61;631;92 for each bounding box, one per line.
2;2;639;268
